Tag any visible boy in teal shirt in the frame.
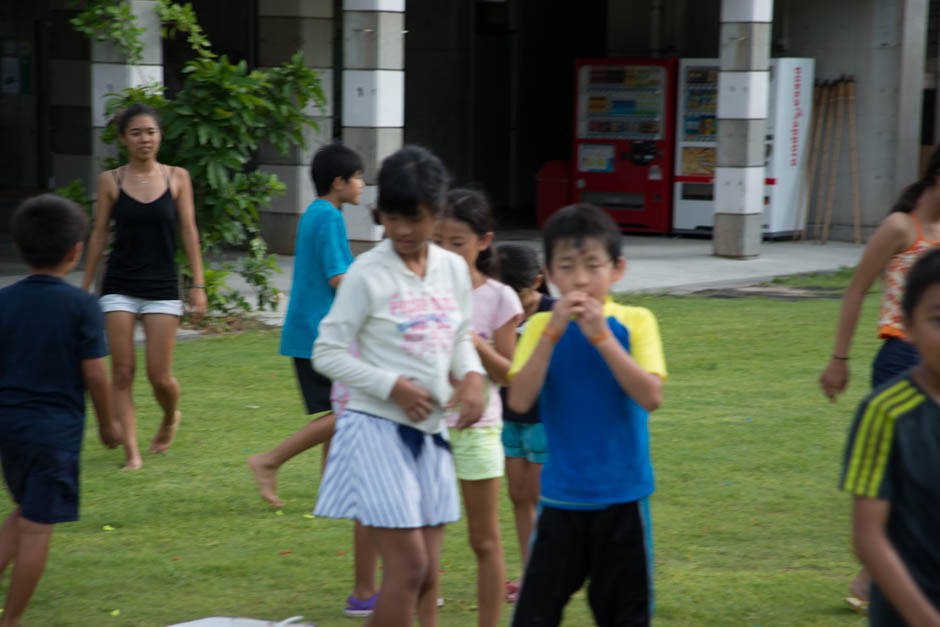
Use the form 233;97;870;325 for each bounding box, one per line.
249;143;363;507
248;144;377;616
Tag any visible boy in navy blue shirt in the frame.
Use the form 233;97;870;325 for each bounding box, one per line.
508;204;666;626
841;248;940;626
0;194;119;627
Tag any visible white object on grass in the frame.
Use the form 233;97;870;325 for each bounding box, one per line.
167;617;313;627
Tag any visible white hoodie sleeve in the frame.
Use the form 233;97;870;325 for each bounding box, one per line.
449;262;485;381
313;265;399;401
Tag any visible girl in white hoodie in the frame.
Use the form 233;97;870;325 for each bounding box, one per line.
313;145;486;626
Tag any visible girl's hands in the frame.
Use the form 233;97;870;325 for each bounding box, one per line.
820;358;849;401
446;372;485;429
391;376;433;423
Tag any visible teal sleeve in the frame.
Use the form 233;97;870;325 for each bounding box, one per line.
319;212;353;282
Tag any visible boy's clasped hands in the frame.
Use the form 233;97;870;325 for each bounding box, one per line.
545;291;611;346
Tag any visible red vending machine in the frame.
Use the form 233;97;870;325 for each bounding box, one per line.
570;58;678;233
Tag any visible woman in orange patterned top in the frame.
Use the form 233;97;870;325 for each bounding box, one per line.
819;144;940;610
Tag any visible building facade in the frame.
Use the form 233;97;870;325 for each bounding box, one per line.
0;0;934;252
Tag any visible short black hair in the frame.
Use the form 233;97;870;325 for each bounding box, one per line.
442;188;494;275
310;143;364;197
116;103;161;136
493;243;548;294
542;203;622;268
12;194;89;269
902;248;940;317
376;145;450;219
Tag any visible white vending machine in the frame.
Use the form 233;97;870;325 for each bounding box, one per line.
673;57;814;237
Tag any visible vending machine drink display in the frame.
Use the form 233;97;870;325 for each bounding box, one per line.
571;58;677;233
672;57;815;237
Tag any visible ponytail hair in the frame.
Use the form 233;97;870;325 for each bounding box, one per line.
442;188;495;276
492;243;549;295
115;103;161;136
892;144;940;213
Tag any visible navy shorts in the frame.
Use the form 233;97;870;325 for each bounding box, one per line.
871;337;920;388
513;500;653;626
293;357;333;416
0;441;80;524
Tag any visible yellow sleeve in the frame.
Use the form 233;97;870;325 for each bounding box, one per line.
616;306;667;379
508;312;551;380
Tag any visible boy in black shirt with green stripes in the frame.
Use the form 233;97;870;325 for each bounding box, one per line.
841;247;940;626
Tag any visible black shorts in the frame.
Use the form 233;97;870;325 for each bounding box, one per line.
512;500;653;627
0;440;80;524
293;357;333;416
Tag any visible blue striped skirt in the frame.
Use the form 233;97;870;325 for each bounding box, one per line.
314;409;461;528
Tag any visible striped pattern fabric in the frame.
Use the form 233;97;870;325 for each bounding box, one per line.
842;379;925;498
314;410;461;528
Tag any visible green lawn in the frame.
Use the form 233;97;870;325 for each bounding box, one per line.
2;277;880;626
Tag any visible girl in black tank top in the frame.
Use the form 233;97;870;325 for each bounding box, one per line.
101;165;180;300
81;103;207;471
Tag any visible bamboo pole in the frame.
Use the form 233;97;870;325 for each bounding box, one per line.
846;77;861;244
797;81;824;240
821;78;846;244
812;81;836;240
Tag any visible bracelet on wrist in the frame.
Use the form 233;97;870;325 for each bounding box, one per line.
191;285;206;289
542;327;560;343
589;330;611;345
832;354;849;360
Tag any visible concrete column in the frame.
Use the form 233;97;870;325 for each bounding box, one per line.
713;0;772;258
896;0;927;186
89;0;163;173
341;0;405;242
256;0;335;254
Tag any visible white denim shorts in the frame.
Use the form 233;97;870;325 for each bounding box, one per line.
99;293;183;317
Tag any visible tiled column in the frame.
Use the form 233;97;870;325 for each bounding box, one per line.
90;0;163;174
713;0;772;258
49;1;92;190
341;0;405;242
256;0;335;254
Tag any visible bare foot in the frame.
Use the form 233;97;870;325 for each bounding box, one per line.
850;568;871;602
120;457;143;471
150;410;181;454
248;454;283;508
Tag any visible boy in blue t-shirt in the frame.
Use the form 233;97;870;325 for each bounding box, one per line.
507;204;666;626
0;194;120;627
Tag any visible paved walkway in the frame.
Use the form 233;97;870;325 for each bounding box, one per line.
493;231;862;294
0;231;863;334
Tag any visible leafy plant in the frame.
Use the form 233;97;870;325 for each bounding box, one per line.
56;178;94;216
69;0;213;64
68;2;325;315
237;237;284;311
69;0;145;63
156;0;214;60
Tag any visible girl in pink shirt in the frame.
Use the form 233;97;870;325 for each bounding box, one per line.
433;189;523;627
